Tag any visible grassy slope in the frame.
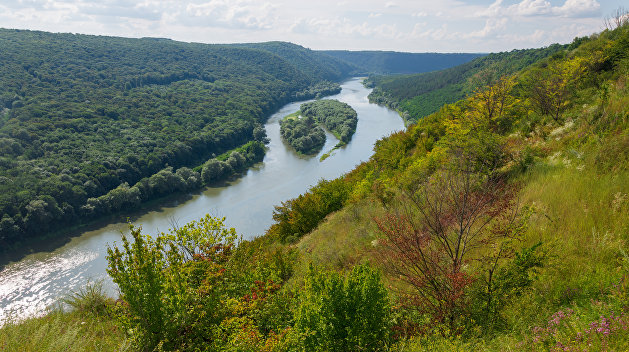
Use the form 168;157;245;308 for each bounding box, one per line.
290;91;628;351
0;310;129;352
305;58;629;352
278;25;629;350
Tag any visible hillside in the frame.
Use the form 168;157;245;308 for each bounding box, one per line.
263;23;629;350
366;43;569;122
0;29;354;252
321;50;484;75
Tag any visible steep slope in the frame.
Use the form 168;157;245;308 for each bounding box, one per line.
265;24;629;350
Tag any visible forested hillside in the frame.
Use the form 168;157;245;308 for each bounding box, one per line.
0;29;352;250
237;42;355;82
366;43;569;122
322;50;484;75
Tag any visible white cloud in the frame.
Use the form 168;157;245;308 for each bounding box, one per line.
289;16;399;39
413;23;450;41
0;0;615;53
554;0;600;18
513;0;552;16
81;1;163;21
478;0;600;18
466;17;508;38
183;0;277;29
385;2;397;9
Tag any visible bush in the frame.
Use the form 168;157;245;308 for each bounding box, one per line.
271;177;350;242
295;264;391;351
61;280;113;317
106;214;237;350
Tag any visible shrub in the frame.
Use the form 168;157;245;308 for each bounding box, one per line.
106;214;237;350
61;280;113;317
295;263;391;351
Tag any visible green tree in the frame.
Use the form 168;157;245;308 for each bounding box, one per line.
201;159;226;184
525;57;586;121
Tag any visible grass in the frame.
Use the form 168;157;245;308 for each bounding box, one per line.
296;201;382;270
319;142;346;161
319;150;333;161
61;281;115;317
0;307;130;352
382;156;628;349
288;95;629;350
282;111;300;121
0;282;131;352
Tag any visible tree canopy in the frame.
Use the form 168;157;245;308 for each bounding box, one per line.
280;99;358;155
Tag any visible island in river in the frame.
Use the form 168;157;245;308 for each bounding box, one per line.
280;99;358;155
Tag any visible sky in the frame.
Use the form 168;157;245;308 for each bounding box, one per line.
0;0;626;53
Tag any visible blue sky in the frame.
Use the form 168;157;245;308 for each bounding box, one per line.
0;0;626;52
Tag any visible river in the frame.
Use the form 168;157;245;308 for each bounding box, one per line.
0;77;404;322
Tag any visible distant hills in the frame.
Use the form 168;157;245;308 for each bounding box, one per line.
321;50;484;75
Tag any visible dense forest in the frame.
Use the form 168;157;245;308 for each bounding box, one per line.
0;29;353;250
7;20;627;351
366;43;570;122
0;30;483;250
280;99;357;154
322;50;484;75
